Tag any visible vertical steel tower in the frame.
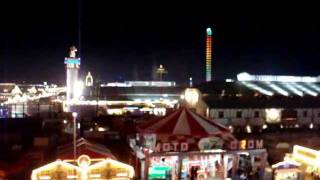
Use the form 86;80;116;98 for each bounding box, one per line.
64;46;80;111
206;27;212;82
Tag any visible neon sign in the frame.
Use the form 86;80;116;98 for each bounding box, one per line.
154;142;189;152
230;139;264;150
64;58;81;65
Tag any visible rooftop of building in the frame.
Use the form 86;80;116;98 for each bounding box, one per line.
197;72;320;108
84;85;185;100
57;138;115;159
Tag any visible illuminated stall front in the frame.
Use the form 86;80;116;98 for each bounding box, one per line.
272;158;301;180
31;155;135;180
130;108;247;179
228;138;267;179
278;145;320;179
273;145;320;179
147;149;229;180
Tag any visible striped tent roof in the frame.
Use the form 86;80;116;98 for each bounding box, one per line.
138;108;231;137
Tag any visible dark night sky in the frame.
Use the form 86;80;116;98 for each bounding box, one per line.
1;2;320;85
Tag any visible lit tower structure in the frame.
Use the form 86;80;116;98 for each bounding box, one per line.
156;64;168;81
64;46;80;111
85;72;93;87
206;27;213;82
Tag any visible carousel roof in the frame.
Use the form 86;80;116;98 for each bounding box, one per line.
138;108;232;137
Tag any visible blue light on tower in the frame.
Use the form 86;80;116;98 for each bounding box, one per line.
64;58;81;65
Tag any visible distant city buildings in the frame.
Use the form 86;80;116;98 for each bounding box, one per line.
195;72;320;132
2;39;320;134
101;81;176;87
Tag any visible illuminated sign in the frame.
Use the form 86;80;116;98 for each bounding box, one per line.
292;145;320;166
230;139;264;150
102;81;176;87
296;149;317;160
77;155;91;168
154;142;189;152
237;72;319;82
143;134;157;149
31;155;135;180
64;57;81;65
184;88;200;107
266;108;282;123
198;137;223;150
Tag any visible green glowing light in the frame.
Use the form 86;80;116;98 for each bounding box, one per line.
206;28;212;36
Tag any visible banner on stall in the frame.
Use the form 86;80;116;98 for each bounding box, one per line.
142;134;157;149
154;142;189;152
198;137;223;150
229;139;264;150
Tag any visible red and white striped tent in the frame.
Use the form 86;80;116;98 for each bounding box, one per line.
138;108;236;143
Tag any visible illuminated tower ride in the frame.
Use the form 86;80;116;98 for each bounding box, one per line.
64;46;80;111
206;27;213;82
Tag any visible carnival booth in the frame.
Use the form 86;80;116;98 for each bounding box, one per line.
228;138;268;179
31;155;135;180
130;108;242;179
272;157;301;180
278;145;320;179
32;138;135;180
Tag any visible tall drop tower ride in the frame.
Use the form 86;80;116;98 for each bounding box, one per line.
206;27;212;82
64;46;80;111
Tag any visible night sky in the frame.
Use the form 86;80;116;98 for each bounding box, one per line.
1;2;320;85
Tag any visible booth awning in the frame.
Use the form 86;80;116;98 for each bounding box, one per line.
138;108;234;138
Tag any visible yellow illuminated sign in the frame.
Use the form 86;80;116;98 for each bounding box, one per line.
292;145;320;166
240;140;246;150
296;150;317;160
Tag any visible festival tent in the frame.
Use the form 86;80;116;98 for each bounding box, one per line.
138;108;236;142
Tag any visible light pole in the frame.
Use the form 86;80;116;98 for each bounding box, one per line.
72;112;78;161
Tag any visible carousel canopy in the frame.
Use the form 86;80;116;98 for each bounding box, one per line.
138;108;232;137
